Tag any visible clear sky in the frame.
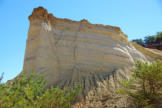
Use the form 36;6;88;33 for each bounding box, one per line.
0;0;162;82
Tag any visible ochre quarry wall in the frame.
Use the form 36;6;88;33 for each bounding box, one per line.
23;7;147;97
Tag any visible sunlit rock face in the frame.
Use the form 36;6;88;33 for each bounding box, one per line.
23;7;147;96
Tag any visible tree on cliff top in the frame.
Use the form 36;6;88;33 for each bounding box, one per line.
132;39;145;46
157;32;162;38
132;31;162;47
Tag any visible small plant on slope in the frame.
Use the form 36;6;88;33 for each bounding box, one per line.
0;72;81;108
116;60;162;108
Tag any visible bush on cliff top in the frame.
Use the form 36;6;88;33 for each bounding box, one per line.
117;60;162;108
0;72;81;108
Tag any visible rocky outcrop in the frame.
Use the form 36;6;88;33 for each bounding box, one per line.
23;7;148;100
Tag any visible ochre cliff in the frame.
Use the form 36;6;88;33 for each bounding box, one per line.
24;6;147;94
22;7;162;107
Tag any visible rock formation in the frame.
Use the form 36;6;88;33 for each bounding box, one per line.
24;6;147;91
23;7;162;107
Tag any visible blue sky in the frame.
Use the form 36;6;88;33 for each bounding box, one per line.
0;0;162;82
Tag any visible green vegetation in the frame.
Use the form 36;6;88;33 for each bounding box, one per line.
157;32;162;38
116;60;162;108
0;72;81;108
132;31;162;46
132;39;145;46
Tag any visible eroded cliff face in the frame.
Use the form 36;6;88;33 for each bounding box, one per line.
23;7;147;100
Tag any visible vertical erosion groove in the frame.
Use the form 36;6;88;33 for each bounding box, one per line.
47;27;63;80
70;21;83;88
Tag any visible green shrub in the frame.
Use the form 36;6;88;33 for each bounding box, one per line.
132;39;145;46
116;60;162;108
0;72;81;108
132;31;162;47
